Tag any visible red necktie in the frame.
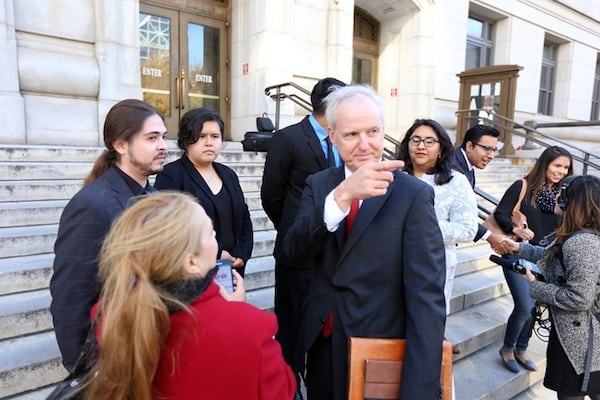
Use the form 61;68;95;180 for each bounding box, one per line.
345;199;360;238
322;199;360;337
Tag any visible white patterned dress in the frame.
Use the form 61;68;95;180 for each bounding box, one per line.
418;171;478;314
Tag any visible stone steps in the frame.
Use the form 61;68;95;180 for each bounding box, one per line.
0;161;265;180
0;177;263;203
454;336;548;399
0;254;54;296
0;332;66;398
0;231;275;298
0;253;275;398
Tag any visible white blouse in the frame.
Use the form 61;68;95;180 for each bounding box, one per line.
418;171;478;267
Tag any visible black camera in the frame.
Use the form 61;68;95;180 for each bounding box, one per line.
489;255;545;282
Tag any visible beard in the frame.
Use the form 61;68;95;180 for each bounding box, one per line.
127;149;166;178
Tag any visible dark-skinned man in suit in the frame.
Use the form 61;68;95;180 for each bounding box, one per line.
284;85;446;400
50;99;168;372
261;77;346;397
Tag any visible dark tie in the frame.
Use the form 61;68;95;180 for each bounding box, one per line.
325;137;336;168
322;199;360;337
470;168;476;188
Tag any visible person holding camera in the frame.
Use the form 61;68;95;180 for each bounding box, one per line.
496;175;600;400
494;146;572;373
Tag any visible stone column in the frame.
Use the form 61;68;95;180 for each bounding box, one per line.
95;0;143;145
0;0;25;143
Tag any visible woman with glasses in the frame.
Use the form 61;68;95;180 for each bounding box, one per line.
495;146;573;373
399;119;478;324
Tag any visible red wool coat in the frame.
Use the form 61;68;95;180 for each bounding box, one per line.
153;282;296;399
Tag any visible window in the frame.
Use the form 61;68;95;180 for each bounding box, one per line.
592;55;600;120
538;42;557;115
353;7;379;87
465;16;493;70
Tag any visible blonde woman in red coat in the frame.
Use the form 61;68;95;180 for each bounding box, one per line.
84;192;295;400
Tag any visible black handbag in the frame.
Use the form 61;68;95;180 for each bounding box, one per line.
46;316;100;400
241;113;276;152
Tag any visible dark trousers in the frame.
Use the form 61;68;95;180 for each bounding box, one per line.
503;266;535;350
274;265;313;366
306;334;333;400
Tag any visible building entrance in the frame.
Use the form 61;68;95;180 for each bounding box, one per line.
139;3;229;137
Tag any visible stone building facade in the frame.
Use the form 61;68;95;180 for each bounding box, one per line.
1;0;599;146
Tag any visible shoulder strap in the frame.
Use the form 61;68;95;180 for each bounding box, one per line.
513;178;527;214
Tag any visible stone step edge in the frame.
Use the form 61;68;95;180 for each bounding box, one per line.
453;337;547;400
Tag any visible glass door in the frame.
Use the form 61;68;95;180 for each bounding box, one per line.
139;4;228;137
352;51;377;87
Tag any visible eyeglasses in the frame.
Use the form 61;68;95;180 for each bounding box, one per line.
474;143;497;154
409;137;439;148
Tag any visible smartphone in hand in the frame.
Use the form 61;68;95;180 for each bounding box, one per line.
518;258;545;281
489;255;545;282
215;259;234;292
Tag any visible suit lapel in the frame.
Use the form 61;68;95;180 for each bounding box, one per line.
337;172;398;264
182;154;213;197
302;117;328;170
105;167;136;210
454;150;475;189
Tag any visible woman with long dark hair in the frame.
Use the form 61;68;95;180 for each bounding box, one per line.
498;175;600;399
495;146;573;373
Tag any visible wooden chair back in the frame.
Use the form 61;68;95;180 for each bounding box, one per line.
347;338;453;400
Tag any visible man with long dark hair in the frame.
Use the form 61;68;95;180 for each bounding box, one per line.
50;99;168;372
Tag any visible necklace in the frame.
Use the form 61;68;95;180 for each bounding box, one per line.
202;167;215;183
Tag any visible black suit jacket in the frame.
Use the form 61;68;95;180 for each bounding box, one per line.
452;148;474;187
261;116;329;265
452;149;487;241
154;154;253;267
284;168;447;400
50;166;142;371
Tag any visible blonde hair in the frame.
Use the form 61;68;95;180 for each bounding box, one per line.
84;191;208;400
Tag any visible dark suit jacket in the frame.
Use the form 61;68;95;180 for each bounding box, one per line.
260;116;330;365
284;168;447;400
155;154;253;267
50;166;141;371
452;148;474;187
452;149;487;241
261;115;329;265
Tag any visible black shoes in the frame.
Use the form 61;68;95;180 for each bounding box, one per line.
514;349;537;371
499;349;519;373
499;348;537;373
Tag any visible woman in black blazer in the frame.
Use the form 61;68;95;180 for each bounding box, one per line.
155;108;253;276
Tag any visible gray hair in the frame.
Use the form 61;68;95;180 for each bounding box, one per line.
324;85;386;131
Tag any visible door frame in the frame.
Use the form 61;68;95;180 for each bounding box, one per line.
139;1;230;139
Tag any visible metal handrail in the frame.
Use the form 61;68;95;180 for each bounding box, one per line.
264;82;400;159
457;108;600;220
264;82;312;129
458;109;600;175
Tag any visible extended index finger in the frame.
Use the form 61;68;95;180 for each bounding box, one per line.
373;159;405;172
